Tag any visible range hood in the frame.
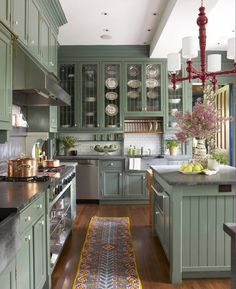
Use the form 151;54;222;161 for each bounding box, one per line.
13;45;71;106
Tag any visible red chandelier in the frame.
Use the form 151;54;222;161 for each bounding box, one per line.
167;2;236;91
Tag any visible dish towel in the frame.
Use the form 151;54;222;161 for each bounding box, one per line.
129;158;141;170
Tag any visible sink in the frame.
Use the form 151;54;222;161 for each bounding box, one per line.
0;208;20;274
0;208;17;222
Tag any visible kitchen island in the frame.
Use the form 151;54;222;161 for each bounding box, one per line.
151;165;236;283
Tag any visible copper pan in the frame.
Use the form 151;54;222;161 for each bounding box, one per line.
42;159;60;168
8;158;38;178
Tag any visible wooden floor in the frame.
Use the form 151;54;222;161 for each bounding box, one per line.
52;204;231;289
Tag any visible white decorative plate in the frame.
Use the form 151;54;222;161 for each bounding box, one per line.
127;80;141;89
105;104;118;116
105;78;118;89
127;90;139;99
128;65;139;77
85;97;96;102
146;64;159;78
106;65;117;76
146;79;159;88
147;91;158;99
105;92;118;100
169;98;181;104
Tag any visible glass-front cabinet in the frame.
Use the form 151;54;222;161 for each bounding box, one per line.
125;62;163;115
59;64;76;129
166;72;183;130
102;63;122;130
80;63;99;129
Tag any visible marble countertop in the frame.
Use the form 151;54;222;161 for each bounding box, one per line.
151;165;236;185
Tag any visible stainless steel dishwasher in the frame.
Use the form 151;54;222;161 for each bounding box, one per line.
77;159;99;200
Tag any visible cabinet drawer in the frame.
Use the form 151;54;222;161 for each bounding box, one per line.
20;194;45;233
101;160;124;170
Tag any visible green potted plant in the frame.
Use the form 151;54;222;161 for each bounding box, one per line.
166;139;179;156
208;149;228;171
61;136;79;155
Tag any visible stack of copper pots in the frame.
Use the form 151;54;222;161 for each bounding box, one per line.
8;158;38;178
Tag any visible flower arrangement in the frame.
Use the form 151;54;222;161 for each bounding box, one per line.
209;148;228;165
174;100;222;143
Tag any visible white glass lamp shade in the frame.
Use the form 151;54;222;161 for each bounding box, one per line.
227;38;235;60
207;54;221;72
182;36;198;59
167;53;181;72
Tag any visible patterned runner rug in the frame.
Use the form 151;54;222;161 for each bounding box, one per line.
73;216;142;289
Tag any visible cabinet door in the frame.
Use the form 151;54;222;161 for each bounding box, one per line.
39;16;49;68
0;0;11;26
50;106;57;132
12;0;27;45
102;63;123;130
0;29;12;129
0;259;16;289
28;0;39;58
33;215;46;289
124;172;147;199
166;71;184;131
126;63;143;113
59;64;77;129
49;31;58;75
144;63;162;113
101;170;123;198
16;228;33;289
80;63;100;130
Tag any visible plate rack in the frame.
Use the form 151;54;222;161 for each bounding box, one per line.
124;118;163;134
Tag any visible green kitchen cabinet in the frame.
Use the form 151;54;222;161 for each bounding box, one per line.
0;259;16;289
100;160;124;199
0;28;12;131
124;171;147;200
0;0;11;26
16;193;47;289
101;62;123;131
125;62;164;116
49;30;58;75
16;227;33;289
59;63;77;129
28;0;40;59
39;15;50;68
79;62;100;130
12;0;27;45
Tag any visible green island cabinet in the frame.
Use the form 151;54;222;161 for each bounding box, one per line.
0;259;16;289
151;165;236;283
16;193;47;289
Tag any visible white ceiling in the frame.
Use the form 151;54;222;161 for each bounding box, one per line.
58;0;235;58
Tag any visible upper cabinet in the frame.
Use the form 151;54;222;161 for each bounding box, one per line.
28;0;40;59
12;0;27;45
39;15;49;68
102;63;123;131
80;63;99;130
49;30;58;75
0;0;11;26
125;62;163;116
0;28;12;131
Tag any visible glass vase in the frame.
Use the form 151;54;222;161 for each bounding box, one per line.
192;138;207;168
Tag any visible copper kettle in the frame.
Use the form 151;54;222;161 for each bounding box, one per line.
8;157;38;178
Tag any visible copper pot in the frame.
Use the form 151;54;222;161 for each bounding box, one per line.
8;158;38;178
42;159;60;168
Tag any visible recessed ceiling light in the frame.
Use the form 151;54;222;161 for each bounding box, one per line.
101;12;109;16
153;13;157;16
103;29;110;32
147;29;151;32
100;34;112;40
143;42;147;45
